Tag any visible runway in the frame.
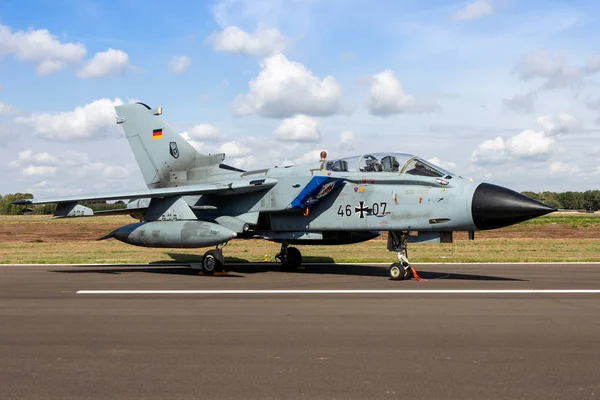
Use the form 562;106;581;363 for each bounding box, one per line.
2;262;600;399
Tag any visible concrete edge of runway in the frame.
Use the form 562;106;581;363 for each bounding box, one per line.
3;261;600;267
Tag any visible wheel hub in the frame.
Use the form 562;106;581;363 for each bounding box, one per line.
204;256;215;271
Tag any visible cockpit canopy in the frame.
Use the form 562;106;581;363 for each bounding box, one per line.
325;153;453;178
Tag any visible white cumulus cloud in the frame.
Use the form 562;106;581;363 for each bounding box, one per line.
179;134;206;153
183;124;221;141
15;98;124;140
586;54;600;73
78;48;130;79
0;101;16;115
72;162;131;179
505;130;555;158
368;70;439;116
450;0;494;21
292;149;326;165
471;136;506;163
232;54;343;118
8;149;58;167
21;165;57;177
9;149;98;169
471;113;578;163
0;23;86;75
515;51;580;89
549;161;580;175
8;148;134;186
428;157;457;171
208;26;286;56
218;141;251;157
536;113;578;136
168;56;191;74
504;51;600;113
274;114;321;142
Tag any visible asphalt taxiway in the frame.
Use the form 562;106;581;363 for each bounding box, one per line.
1;262;600;399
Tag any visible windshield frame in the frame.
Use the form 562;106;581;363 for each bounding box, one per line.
324;153;454;178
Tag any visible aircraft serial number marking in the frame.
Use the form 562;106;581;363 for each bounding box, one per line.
337;202;387;218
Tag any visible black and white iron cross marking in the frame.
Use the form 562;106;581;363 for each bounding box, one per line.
355;201;369;218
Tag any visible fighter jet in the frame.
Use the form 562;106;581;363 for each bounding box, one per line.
12;103;555;280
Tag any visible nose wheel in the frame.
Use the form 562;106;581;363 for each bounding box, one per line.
388;261;413;281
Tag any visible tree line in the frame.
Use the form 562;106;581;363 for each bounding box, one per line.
0;193;126;215
519;191;600;211
1;191;599;215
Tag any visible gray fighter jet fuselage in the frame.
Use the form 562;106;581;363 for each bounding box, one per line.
13;103;555;280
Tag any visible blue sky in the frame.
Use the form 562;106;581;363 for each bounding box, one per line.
1;0;600;196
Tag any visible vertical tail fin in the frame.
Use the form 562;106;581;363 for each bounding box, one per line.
114;102;223;188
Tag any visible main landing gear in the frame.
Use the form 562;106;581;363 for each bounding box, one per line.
201;243;226;275
275;242;303;270
387;231;415;281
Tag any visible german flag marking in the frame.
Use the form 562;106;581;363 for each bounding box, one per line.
152;128;163;140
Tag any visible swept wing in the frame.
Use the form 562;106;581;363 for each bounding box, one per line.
11;178;277;206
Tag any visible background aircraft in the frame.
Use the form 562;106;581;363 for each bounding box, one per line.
13;103;555;280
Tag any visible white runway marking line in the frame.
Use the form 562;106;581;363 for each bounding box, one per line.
76;289;600;295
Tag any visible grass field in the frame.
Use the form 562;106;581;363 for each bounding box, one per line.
1;214;599;264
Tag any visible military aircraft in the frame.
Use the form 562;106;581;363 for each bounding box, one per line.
12;102;555;280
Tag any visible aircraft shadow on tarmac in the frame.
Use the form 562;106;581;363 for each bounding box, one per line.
52;253;526;282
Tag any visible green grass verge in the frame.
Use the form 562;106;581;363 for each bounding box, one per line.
2;238;599;264
1;214;599;264
520;214;600;228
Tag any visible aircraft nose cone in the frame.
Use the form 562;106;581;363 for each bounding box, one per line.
472;183;556;230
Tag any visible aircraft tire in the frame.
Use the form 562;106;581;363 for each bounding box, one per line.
389;263;404;280
403;266;413;280
202;250;225;275
283;247;302;269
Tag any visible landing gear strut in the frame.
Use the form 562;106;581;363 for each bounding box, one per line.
275;242;303;270
201;243;226;275
387;231;413;281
